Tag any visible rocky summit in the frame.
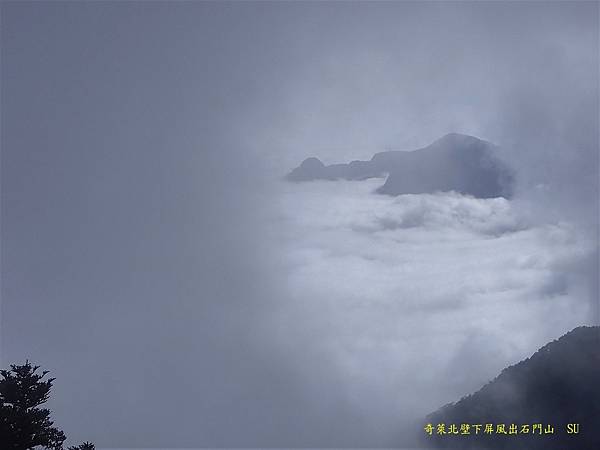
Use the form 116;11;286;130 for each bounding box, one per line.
286;133;515;199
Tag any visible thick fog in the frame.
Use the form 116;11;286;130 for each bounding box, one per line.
1;2;597;448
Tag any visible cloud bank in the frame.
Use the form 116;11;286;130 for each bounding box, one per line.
264;179;596;445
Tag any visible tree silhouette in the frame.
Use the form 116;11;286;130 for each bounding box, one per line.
0;361;94;450
68;443;95;450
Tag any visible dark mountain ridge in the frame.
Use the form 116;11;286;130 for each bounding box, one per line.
424;325;600;449
286;133;514;198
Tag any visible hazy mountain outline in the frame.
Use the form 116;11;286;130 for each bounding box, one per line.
286;133;515;199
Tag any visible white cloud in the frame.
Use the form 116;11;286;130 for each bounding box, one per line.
267;179;596;431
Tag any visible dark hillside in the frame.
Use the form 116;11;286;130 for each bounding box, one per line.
424;326;600;449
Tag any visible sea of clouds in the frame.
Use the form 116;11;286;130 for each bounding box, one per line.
262;178;596;440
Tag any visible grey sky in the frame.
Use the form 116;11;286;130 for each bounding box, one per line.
1;1;598;448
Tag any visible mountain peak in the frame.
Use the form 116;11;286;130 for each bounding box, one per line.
299;157;324;169
285;133;514;198
431;133;490;149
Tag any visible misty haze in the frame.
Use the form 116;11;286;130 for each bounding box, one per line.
1;1;598;450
